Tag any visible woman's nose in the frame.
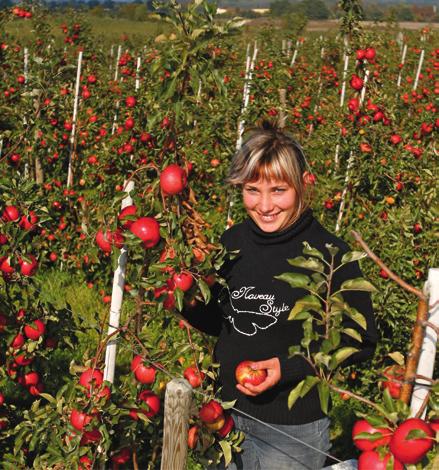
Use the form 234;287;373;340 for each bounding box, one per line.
259;193;274;212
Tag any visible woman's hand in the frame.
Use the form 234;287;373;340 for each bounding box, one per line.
236;357;281;397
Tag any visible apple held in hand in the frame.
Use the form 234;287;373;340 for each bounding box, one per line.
235;361;267;387
160;164;187;195
352;419;393;451
389;418;434;464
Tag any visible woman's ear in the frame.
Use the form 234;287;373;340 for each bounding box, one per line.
303;171;316;186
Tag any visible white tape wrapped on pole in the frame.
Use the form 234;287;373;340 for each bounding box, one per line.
103;180;135;383
410;268;439;418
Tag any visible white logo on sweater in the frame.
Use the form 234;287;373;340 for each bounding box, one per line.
224;286;289;336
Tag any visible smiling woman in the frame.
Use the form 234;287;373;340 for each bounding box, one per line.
181;121;377;470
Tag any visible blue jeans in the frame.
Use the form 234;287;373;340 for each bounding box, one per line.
213;412;331;470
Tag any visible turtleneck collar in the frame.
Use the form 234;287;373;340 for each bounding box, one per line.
245;208;314;245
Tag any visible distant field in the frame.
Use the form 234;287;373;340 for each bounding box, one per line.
5;14;438;45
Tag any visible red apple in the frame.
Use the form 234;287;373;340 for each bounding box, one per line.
112;447;131;464
125;96;136;108
217;414;234;438
358;450;403;470
70;409;92;431
188;425;199;449
389;418;434;464
11;333;25;349
2;205;20;222
24;371;40;386
80;428;102;445
18;255;38;276
350;74;364;91
132;356;156;384
352;419;393;451
380;365;405;399
24;319;46;340
235;361;267;387
129;217;161;248
137;390;160;418
160;164;187;195
79;368;104;391
172;271;194;292
118;205;137;229
95;229;112;253
183;366;205;388
199;400;224;424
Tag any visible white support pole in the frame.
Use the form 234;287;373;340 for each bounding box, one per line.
339;54;350;108
114;45;122;82
413;49;425;92
290;40;299;67
111;46;123;135
24;47;29;82
103;181;134;384
410;269;439;418
396;44;407;88
287;39;292;58
104;55;142;382
135;56;141;90
67;50;83;188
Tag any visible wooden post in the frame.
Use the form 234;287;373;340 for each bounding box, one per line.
400;299;429;404
161;378;193;470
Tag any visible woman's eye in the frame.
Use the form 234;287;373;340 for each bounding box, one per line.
245;187;257;193
273;188;286;193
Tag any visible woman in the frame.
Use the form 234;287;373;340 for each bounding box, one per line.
182;122;378;469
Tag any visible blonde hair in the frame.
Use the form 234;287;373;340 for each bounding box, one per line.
227;121;311;221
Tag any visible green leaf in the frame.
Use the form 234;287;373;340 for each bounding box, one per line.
288;345;301;356
275;272;310;289
302;242;324;260
340;278;377;292
287;256;325;273
220;400;236;410
406;429;429;440
174;288;184;312
364;415;391;428
291;310;311;321
383;388;396;413
39;393;56;404
219;440;232;466
325;244;339;257
388;351;405;367
342;328;363;343
329;347;358;370
288;380;304;409
300;376;320;398
317;381;330;414
354;431;390;442
198;279;211;304
341;251;367;264
344;306;367;330
289;295;321;320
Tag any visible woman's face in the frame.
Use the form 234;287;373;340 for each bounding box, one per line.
242;177;298;233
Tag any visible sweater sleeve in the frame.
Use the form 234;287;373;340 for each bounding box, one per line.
179;282;224;337
332;258;378;367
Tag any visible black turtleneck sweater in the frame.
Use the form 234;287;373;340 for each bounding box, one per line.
182;209;378;425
